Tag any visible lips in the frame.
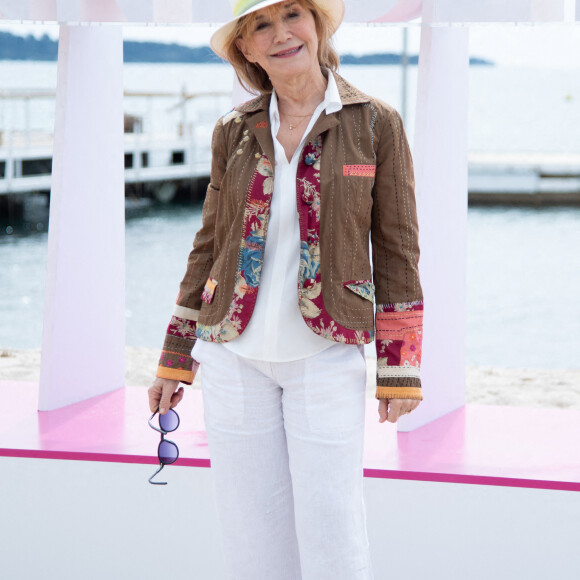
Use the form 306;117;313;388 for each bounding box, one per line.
272;45;303;58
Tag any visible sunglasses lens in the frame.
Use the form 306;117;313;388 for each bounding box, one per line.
159;440;178;465
159;409;179;432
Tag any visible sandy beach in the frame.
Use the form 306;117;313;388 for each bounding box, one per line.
1;346;579;410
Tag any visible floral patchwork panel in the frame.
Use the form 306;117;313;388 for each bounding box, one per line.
296;137;373;345
377;301;423;313
196;155;274;342
343;280;375;303
375;302;423;380
167;315;197;340
158;309;200;383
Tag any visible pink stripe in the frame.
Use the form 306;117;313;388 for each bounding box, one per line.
376;312;422;332
0;447;212;468
4;445;577;492
363;468;580;492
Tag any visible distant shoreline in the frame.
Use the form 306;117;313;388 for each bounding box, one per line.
0;30;494;66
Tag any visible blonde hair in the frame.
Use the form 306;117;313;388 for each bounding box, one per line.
223;0;340;95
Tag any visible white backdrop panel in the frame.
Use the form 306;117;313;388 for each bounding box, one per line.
344;0;422;22
58;0;123;21
154;0;193;22
0;0;572;22
118;0;154;21
0;457;227;580
0;0;28;19
398;4;469;431
365;477;580;580
39;25;125;410
433;0;566;22
3;457;579;580
31;0;58;20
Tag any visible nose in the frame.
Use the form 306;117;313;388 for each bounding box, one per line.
272;16;292;44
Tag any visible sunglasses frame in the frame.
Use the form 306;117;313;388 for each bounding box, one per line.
148;408;180;485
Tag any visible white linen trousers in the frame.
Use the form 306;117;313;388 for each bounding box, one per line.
193;339;374;580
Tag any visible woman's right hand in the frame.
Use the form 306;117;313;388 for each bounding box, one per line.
148;377;184;415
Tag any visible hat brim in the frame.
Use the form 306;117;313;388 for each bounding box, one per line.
210;0;345;62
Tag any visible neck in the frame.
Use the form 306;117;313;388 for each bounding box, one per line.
272;66;328;116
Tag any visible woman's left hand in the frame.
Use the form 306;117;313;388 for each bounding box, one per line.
378;398;421;423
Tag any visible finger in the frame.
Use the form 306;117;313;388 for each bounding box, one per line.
147;383;162;413
410;400;421;412
170;387;185;409
387;400;403;423
378;399;389;423
159;382;178;414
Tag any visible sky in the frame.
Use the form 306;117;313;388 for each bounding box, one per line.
1;20;580;68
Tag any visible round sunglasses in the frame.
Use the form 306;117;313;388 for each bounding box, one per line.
148;408;180;485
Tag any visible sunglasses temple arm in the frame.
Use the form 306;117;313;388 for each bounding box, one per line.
148;463;167;485
148;413;166;435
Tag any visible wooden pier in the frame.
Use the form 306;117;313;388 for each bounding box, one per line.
0;88;229;207
1;89;580;208
0;132;212;197
469;151;580;205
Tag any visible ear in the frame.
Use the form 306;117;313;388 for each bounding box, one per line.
236;38;255;63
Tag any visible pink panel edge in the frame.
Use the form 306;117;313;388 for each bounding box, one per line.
0;447;211;469
2;447;578;492
363;469;580;493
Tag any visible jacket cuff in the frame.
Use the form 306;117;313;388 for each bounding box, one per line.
157;363;195;384
157;305;200;386
376;384;423;400
375;301;423;400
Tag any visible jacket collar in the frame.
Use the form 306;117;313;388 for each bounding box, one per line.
235;71;371;115
239;71;370;166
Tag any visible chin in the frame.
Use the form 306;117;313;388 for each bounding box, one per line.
270;57;316;77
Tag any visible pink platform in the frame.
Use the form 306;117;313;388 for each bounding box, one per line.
1;381;579;492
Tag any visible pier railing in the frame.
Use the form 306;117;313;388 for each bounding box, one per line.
0;88;231;199
2;88;580;204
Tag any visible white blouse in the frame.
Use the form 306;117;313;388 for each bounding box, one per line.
223;72;343;362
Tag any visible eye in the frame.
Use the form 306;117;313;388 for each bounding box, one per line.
285;9;300;20
255;20;270;31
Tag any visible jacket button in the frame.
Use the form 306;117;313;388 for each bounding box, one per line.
243;129;249;136
235;117;242;124
237;149;243;155
243;136;249;142
255;153;261;159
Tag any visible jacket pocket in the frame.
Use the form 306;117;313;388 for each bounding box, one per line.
343;280;375;303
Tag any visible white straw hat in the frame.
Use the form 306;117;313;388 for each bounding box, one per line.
210;0;345;61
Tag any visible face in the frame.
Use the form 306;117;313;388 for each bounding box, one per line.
236;1;320;82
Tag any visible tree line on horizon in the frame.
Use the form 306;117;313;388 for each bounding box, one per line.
0;31;492;65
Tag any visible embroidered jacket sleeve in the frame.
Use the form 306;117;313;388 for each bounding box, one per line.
371;105;423;401
156;118;227;384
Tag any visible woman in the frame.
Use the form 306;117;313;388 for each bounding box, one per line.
148;0;423;577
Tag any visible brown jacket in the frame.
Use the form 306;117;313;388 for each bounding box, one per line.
157;72;423;400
